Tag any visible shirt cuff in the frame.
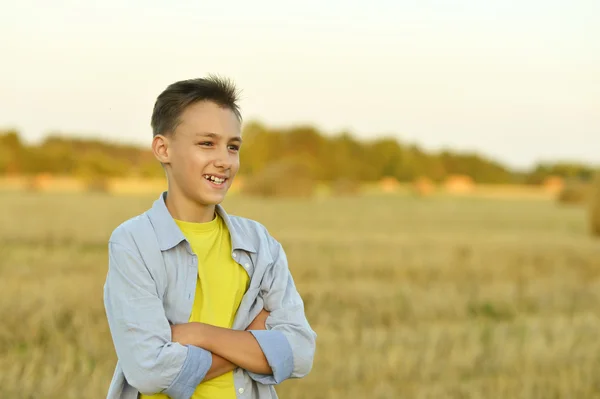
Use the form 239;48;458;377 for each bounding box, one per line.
164;345;212;399
247;330;294;384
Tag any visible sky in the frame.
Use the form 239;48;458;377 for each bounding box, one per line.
0;0;598;169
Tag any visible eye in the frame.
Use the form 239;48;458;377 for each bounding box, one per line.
228;144;240;151
197;141;213;147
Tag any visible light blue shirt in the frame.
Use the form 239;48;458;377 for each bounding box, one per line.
103;192;317;399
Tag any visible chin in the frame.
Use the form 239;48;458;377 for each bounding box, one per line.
195;193;227;206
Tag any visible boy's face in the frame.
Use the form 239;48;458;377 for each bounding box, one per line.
157;100;242;207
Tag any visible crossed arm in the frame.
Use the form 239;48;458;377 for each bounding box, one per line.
171;309;272;382
104;236;316;397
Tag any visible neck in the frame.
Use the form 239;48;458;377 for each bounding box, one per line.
164;187;216;223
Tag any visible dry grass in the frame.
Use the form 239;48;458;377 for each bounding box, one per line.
590;173;600;237
1;192;600;398
557;182;590;206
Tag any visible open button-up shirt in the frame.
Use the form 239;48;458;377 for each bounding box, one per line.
103;192;317;399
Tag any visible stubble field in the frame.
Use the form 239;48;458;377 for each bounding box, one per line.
1;191;599;398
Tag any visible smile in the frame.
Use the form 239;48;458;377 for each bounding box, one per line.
203;174;227;185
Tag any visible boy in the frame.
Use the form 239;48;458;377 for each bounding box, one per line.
103;76;317;399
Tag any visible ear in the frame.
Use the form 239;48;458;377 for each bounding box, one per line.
152;134;171;164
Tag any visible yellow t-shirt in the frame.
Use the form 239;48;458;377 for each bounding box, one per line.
140;213;250;399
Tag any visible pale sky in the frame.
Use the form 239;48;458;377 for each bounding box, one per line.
0;0;598;169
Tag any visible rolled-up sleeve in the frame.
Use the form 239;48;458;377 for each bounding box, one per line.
104;239;212;399
247;237;317;385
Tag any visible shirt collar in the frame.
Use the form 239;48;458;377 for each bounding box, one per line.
147;191;256;253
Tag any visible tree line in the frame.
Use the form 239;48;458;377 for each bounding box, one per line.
0;122;596;184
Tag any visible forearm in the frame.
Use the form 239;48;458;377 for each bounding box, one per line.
203;353;237;381
196;324;272;375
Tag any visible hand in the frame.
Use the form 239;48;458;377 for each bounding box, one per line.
246;308;270;331
171;322;204;347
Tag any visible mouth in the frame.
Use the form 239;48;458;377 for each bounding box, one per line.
203;174;228;187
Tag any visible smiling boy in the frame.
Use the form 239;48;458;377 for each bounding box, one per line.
103;76;316;399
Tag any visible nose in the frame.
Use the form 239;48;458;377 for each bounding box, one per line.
213;147;232;170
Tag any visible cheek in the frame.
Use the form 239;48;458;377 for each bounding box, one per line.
186;150;209;172
230;161;240;176
232;157;240;171
172;151;202;181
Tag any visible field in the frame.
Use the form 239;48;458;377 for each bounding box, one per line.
1;191;599;398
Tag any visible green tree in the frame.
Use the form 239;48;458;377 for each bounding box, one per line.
0;130;24;174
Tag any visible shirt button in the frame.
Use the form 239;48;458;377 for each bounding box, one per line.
232;253;237;258
244;263;250;269
238;387;244;394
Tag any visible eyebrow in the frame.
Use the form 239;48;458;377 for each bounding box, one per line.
196;132;242;143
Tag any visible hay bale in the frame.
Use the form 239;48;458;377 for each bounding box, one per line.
27;173;53;192
589;173;600;237
27;174;87;193
85;177;111;193
379;176;400;193
542;175;564;194
557;181;589;205
242;159;316;198
108;178;167;195
331;178;361;197
444;174;474;194
413;176;435;197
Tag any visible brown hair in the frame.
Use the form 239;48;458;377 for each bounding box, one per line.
151;75;241;137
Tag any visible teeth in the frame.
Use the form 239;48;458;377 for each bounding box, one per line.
204;175;225;184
